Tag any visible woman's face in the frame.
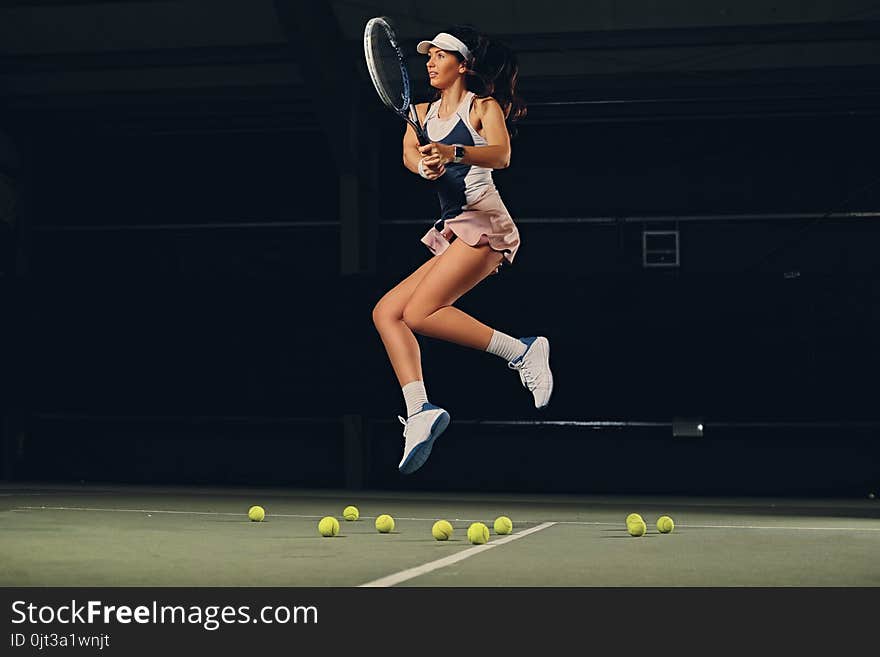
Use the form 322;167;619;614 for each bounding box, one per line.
426;47;465;89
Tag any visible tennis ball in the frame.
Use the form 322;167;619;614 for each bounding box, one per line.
657;516;675;534
343;505;359;521
625;513;643;526
248;505;265;522
432;520;454;541
627;519;647;537
375;514;395;533
467;522;490;545
494;516;513;535
318;516;339;537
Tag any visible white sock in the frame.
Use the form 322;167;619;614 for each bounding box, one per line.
402;380;429;417
486;330;527;363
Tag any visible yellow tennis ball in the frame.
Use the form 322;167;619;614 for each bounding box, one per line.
432;520;454;541
248;505;265;522
657;516;675;534
375;514;395;533
467;522;490;545
318;516;339;537
494;516;513;535
343;505;359;521
627;519;647;537
625;513;643;526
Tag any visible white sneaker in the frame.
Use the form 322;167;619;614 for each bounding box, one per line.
508;336;553;408
397;403;450;475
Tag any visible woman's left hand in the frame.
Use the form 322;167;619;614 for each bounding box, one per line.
418;142;455;165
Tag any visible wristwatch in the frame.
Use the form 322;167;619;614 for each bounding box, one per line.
452;145;465;164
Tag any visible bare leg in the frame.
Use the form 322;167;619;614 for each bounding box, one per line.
402;238;506;349
371;256;440;387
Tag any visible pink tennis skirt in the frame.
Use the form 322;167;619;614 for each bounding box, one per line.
420;188;521;269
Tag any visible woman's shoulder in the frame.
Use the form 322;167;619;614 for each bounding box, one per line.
471;95;501;115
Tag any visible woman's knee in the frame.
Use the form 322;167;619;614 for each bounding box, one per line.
372;297;402;330
371;301;389;329
401;305;428;333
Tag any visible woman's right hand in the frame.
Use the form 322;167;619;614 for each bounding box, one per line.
420;154;445;180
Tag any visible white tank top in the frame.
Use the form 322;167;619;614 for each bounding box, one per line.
423;91;496;217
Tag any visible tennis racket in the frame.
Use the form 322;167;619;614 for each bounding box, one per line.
363;16;430;146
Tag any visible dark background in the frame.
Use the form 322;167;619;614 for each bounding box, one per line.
1;1;879;496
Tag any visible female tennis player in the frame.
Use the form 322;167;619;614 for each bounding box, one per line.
371;26;553;474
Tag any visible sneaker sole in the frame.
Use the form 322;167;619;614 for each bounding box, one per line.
534;337;553;409
398;411;450;475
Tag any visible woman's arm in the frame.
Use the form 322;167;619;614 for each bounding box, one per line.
419;97;511;169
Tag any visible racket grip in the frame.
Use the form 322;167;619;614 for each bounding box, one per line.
408;105;430;146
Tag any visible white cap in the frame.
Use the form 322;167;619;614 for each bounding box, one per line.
416;32;472;61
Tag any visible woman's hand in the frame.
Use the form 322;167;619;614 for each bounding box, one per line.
420;152;446;180
419;142;455;166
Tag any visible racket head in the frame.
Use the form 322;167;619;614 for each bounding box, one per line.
364;17;411;114
364;17;430;145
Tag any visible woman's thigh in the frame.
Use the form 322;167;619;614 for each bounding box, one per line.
372;255;441;322
403;238;504;319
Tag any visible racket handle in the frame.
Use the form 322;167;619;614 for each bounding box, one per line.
409;105;431;146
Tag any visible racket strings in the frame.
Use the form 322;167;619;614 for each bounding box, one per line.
364;17;427;144
367;25;409;112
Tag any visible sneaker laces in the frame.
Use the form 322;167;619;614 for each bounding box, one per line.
398;415;408;438
508;359;539;389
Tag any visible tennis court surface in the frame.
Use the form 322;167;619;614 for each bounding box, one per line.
2;483;878;586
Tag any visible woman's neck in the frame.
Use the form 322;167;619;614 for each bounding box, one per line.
438;81;468;117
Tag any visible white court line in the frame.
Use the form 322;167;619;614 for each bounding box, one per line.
552;520;880;532
14;506;880;532
13;506;543;524
650;523;880;532
0;493;48;497
13;506;529;523
17;506;259;517
359;522;558;588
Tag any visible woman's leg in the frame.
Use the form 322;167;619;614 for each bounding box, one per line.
402;238;554;409
401;238;506;349
373;255;453;475
371;256;440;387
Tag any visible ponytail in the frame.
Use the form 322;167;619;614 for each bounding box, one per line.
435;25;527;136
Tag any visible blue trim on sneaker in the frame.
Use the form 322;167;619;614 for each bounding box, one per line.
408;402;443;418
509;336;537;365
398;407;450;475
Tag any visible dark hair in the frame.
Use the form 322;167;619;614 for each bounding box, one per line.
432;25;526;136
